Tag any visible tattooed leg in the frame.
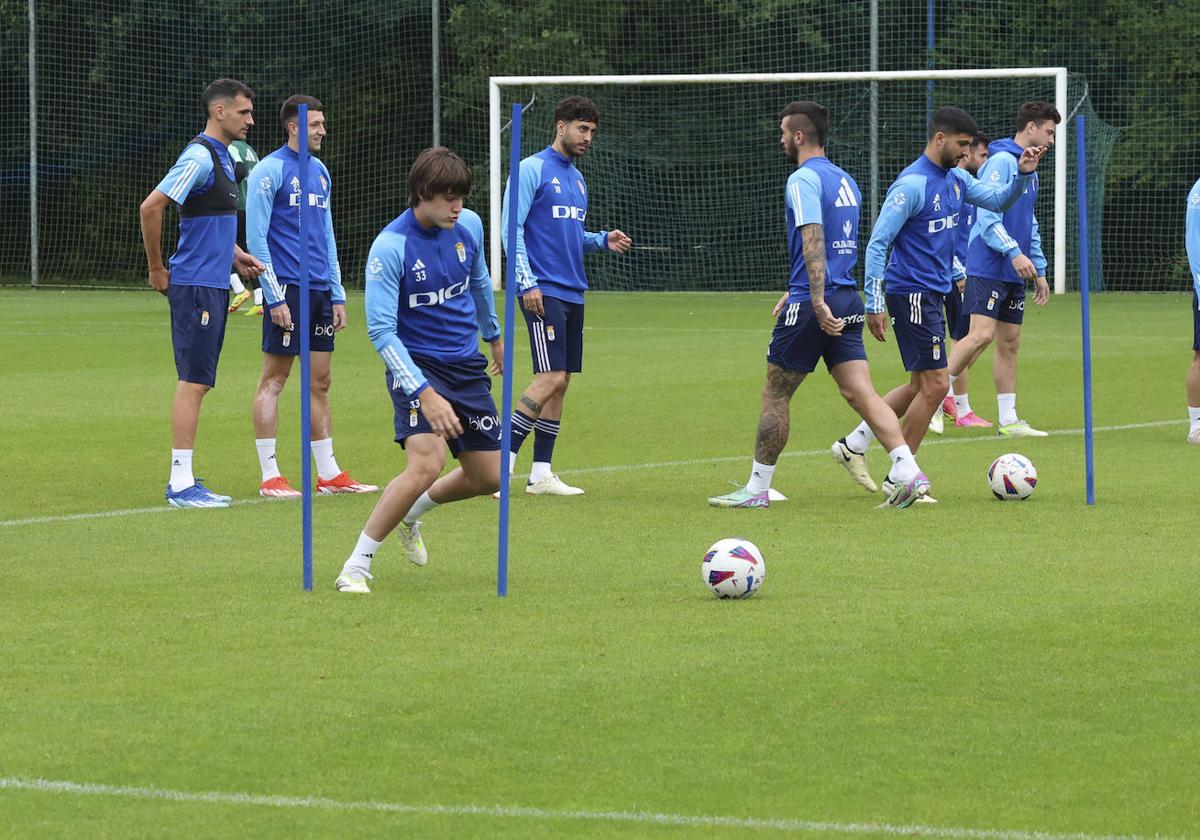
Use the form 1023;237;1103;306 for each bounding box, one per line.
754;364;806;465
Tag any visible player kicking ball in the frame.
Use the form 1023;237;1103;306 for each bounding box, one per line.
709;101;930;510
335;148;503;593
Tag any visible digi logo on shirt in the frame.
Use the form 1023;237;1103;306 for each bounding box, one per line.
409;278;469;308
551;205;587;221
927;214;959;234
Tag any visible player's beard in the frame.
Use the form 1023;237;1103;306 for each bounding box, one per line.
783;137;798;163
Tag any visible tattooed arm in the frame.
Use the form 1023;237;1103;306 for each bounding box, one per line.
802;222;843;336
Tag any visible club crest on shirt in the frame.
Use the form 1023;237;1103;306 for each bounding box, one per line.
456;241;467;263
320;175;328;192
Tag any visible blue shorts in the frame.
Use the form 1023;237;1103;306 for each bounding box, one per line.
944;282;970;341
1192;291;1200;352
767;286;867;373
886;291;947;372
523;293;584;373
263;285;336;355
387;352;500;458
168;284;229;387
967;276;1025;325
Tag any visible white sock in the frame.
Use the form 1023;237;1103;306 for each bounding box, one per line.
342;532;382;576
169;449;194;492
954;393;972;416
1190;407;1200;432
887;445;920;483
508;451;518;474
529;461;553;483
256;438;281;482
746;460;775;493
947;374;958;397
844;421;875;453
229;272;246;295
312;438;341;480
253;287;263;306
403;491;440;525
997;393;1018;427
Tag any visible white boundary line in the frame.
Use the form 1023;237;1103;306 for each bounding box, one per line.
0;419;1183;530
0;777;1179;840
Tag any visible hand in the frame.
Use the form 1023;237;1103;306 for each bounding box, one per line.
270;302;293;330
867;312;889;342
1011;254;1038;281
521;287;544;318
234;249;265;280
148;265;169;295
1033;276;1050;306
418;387;463;439
488;339;504;375
607;229;632;254
771;293;789;318
1017;144;1047;173
332;303;347;331
956;278;966;294
813;300;844;336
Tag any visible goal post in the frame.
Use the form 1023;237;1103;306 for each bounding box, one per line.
488;67;1070;295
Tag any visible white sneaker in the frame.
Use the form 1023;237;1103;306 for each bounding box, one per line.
335;570;373;593
928;405;945;435
881;478;938;503
525;474;585;496
830;438;878;493
397;520;428;567
1187;428;1200;445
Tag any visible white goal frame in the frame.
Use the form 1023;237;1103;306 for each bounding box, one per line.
489;68;1069;294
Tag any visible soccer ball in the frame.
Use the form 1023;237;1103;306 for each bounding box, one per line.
988;453;1038;500
701;538;765;599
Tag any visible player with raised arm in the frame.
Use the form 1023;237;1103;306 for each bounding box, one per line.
831;106;1046;501
227;138;261;313
335;148;503;594
139;78;264;508
930;132;989;433
246;94;377;498
1184;176;1200;444
708;102;930;509
944;101;1060;438
498;96;632;497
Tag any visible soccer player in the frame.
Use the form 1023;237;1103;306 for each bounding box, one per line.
930;132;990;432
832;107;1046;500
335;148;503;594
1184;175;1200;444
499;96;632;496
139;78;264;508
707;101;930;509
944;101;1060;438
246;95;377;498
227;138;261;313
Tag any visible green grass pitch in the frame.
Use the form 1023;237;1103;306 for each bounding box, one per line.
0;288;1196;838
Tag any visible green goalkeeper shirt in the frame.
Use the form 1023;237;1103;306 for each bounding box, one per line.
228;140;260;212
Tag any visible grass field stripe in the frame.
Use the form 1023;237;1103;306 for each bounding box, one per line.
0;777;1175;840
0;419;1184;529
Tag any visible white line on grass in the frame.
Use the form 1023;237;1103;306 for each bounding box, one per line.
0;419;1184;530
0;777;1179;840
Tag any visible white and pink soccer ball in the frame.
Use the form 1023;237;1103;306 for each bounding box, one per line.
988;453;1038;500
701;538;765;598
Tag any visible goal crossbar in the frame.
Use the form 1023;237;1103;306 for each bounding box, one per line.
488;67;1069;294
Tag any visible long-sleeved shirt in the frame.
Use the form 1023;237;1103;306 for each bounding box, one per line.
966;137;1047;284
1187;177;1200;300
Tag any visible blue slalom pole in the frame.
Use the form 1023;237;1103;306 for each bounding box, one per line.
298;104;314;587
497;102;522;597
1076;114;1095;506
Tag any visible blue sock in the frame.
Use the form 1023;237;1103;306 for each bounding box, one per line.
533;418;559;464
509;411;535;453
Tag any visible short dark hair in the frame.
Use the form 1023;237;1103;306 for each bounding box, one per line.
408;147;472;208
202;79;254;116
928;106;979;139
553;96;599;127
281;94;325;136
971;132;990;149
780;101;830;147
1016;101;1062;133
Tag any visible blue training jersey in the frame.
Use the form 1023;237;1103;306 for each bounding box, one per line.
154;134;238;288
246;146;345;308
364;208;500;397
784;157;861;303
501;145;610;305
966;138;1046;284
864;153;1033;312
953;186;976;279
1187;177;1200;300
